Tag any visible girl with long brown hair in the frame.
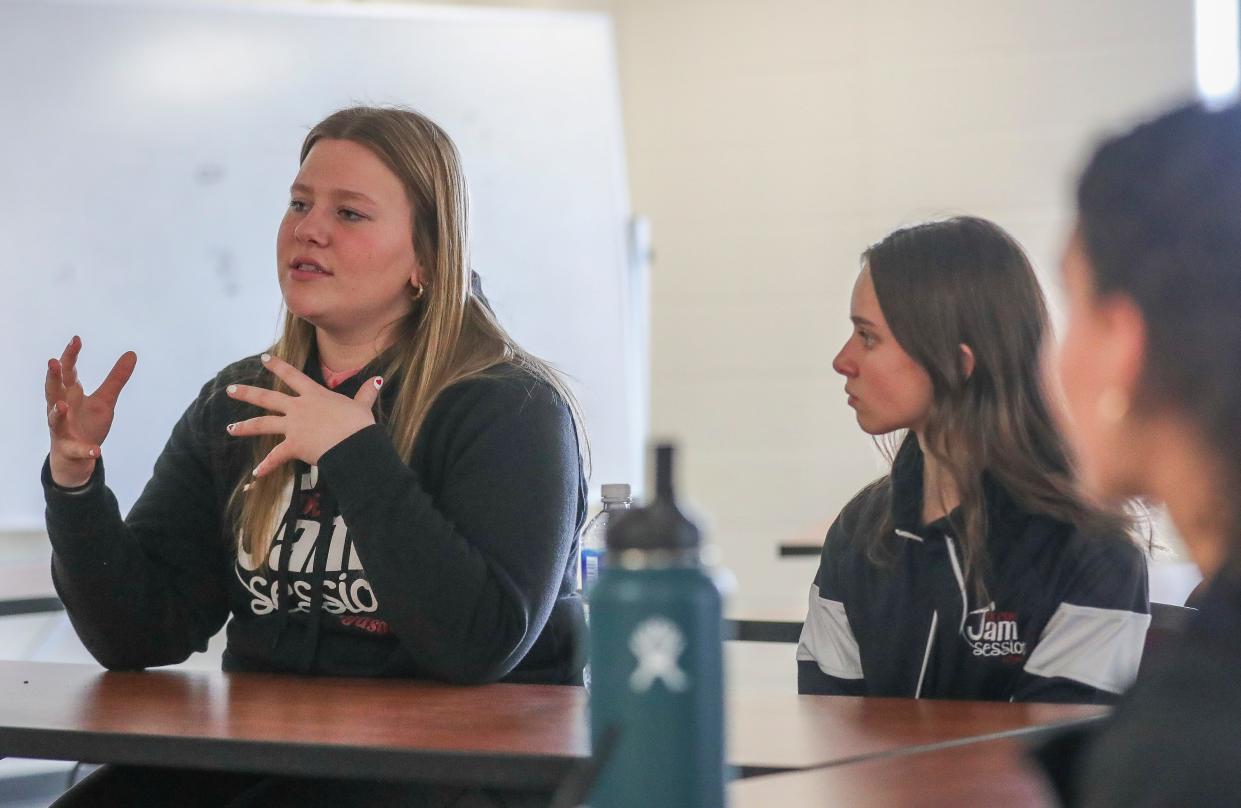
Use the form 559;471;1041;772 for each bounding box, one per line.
42;106;583;806
797;216;1148;703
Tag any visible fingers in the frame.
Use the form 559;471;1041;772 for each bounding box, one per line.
46;400;70;437
252;441;295;479
353;376;384;411
226;383;294;414
225;415;285;438
259;353;317;396
58;336;82;388
47;402;98;458
92;351;138;407
45;359;65;407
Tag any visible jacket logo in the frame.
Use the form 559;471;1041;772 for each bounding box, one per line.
963;604;1026;661
234;468;379;617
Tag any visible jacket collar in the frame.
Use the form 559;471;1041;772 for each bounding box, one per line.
303;344;398;402
888;434;1027;541
889;435;927;535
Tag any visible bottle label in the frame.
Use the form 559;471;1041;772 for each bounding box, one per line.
580;548;603;590
628;616;689;693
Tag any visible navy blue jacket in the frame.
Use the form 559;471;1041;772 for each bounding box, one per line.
797;438;1149;703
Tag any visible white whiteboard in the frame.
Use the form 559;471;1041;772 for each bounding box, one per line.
0;0;642;529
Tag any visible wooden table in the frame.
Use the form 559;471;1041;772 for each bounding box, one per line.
0;561;61;617
730;737;1057;807
729;692;1100;775
0;660;1105;789
0;660;585;790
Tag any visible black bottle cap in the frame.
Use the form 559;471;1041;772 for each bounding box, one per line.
606;444;701;551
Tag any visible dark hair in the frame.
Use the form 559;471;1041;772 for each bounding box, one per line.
1077;101;1241;522
864;216;1129;594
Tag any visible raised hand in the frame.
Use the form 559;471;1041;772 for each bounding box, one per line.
225;353;382;477
45;336;138;487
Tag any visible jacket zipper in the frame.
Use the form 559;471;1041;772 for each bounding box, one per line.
944;535;970;633
915;610;938;698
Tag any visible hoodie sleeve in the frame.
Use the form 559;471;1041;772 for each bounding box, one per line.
796;505;867;696
43;378;232;670
1013;536;1150;703
315;370;584;685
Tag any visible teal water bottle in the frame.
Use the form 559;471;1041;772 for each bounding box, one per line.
587;444;726;808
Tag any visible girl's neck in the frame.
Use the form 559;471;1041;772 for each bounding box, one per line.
315;326;393;374
917;431;962;524
1146;416;1233;580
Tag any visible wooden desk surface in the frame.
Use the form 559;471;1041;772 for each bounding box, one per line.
729;692;1100;775
730;737;1056;807
0;659;586;789
0;661;1104;788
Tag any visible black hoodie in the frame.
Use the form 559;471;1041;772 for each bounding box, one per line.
797;437;1149;702
43;355;587;685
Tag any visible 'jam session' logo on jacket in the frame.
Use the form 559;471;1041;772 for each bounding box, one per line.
234;467;382;621
963;604;1026;662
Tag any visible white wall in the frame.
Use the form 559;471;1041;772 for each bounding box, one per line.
609;0;1196;610
2;0;1201;619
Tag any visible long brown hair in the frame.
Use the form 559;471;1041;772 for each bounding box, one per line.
863;216;1129;595
232;106;584;564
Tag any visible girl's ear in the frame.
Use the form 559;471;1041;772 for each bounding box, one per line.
959;343;976;379
1094;294;1147;410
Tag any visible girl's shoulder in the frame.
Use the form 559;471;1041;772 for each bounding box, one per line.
821;477;893;559
838;477;892;534
212;355;267;387
196;355;267;404
424;362;574;432
1026;511;1145;570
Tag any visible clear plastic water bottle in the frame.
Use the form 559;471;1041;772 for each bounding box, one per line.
580;484;631;691
579;483;632;603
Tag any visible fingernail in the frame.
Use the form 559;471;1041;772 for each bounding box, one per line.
374;377;383;389
252;466;260;477
227;385;237;395
226;423;235;433
260;353;271;364
88;448;98;458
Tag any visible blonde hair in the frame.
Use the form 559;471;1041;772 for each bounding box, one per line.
233;106;584;563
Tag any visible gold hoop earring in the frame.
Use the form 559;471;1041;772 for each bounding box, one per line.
1096;388;1129;424
409;283;425;301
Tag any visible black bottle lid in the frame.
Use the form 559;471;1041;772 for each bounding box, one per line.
606;444;700;552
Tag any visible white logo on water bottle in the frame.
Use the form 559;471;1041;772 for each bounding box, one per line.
628;617;689;693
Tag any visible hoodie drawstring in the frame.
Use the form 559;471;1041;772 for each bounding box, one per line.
271;477;302;652
298;487;335;673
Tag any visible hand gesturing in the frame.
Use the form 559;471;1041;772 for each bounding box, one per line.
45;336;138;488
225;353;383;477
